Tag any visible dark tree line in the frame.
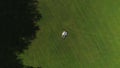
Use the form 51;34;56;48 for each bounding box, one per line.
0;0;41;68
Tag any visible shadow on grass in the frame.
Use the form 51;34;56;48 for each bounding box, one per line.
0;0;41;68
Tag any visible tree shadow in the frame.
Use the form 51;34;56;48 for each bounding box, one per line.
0;0;41;68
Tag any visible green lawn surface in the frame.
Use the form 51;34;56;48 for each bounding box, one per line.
19;0;120;68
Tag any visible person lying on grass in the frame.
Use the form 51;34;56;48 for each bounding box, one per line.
62;30;68;39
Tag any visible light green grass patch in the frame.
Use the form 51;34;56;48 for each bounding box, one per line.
19;0;120;68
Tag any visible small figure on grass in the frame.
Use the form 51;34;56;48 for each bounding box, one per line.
61;30;68;39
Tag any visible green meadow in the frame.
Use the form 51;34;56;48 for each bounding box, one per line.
19;0;120;68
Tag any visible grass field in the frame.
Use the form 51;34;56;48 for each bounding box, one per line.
19;0;120;68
